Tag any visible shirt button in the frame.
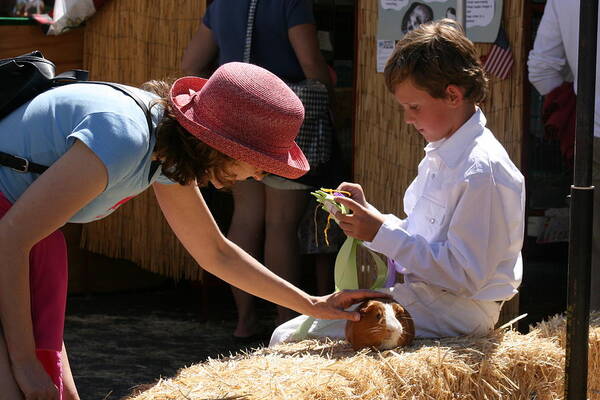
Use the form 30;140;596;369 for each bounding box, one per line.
429;218;436;224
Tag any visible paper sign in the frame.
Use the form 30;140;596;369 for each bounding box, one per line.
377;40;396;73
467;0;494;27
381;0;408;11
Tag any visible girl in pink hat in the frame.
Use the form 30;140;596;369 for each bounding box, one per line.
0;62;383;399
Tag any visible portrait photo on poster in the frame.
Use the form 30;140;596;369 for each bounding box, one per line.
400;2;434;35
377;0;502;44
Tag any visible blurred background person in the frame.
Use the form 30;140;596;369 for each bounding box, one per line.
181;0;340;342
528;0;600;311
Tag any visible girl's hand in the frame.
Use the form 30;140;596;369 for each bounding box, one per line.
333;197;385;242
308;290;392;321
13;358;59;399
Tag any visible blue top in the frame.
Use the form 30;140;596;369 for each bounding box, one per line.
203;0;314;82
0;83;174;223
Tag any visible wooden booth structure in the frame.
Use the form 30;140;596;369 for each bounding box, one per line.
1;0;526;324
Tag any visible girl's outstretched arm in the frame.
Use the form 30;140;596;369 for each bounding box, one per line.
153;182;387;321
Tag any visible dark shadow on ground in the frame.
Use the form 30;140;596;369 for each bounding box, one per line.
65;281;277;399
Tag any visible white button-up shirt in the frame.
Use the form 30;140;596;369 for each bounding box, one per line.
527;0;600;137
366;109;525;301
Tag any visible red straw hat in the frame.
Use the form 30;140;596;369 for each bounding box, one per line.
169;62;309;179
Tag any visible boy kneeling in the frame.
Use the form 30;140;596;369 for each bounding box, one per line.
271;19;525;344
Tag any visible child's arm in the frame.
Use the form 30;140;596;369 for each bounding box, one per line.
333;182;407;240
0;141;106;398
153;181;389;322
347;172;524;300
332;182;406;242
333;196;386;242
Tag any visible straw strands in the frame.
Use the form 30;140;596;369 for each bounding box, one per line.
530;312;600;396
128;313;600;400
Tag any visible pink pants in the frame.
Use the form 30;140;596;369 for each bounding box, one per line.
0;192;66;397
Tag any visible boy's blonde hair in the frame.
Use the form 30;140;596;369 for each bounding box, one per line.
384;19;488;103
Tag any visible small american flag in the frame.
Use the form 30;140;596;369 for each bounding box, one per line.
482;27;514;80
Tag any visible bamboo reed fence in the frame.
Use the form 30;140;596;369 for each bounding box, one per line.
82;0;204;85
354;0;525;323
80;0;206;280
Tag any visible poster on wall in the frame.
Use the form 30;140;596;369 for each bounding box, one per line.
376;0;502;72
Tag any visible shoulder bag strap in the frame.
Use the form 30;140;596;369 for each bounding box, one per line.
53;78;153;135
242;0;259;63
87;81;153;135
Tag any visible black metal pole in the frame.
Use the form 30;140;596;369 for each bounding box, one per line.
565;0;598;398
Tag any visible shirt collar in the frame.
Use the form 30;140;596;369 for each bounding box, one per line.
424;107;486;168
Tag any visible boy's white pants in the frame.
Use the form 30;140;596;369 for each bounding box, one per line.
270;281;504;346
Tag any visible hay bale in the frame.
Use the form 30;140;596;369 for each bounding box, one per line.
529;311;600;397
128;323;592;400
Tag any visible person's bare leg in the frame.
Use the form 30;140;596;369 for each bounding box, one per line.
60;342;79;400
264;186;309;324
0;329;24;399
228;179;266;338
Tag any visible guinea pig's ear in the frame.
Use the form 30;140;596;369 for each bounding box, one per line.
392;303;410;324
357;300;374;314
359;300;374;312
392;303;416;347
362;301;384;319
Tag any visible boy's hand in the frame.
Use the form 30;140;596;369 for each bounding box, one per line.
334;197;385;242
336;182;367;207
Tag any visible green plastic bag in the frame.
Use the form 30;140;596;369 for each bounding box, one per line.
291;189;389;340
334;236;388;291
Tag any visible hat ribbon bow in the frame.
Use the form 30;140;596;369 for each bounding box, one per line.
175;89;200;112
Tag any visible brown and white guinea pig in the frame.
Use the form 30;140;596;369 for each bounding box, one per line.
345;298;415;351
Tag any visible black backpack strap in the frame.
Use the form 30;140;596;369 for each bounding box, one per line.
54;69;89;81
51;78;153;134
87;81;154;135
0;151;49;174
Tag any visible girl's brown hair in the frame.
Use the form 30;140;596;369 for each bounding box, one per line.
141;80;237;187
384;19;488;104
